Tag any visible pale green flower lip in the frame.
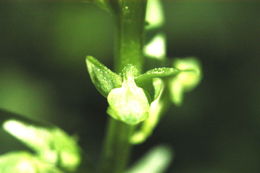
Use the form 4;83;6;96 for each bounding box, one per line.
107;75;150;126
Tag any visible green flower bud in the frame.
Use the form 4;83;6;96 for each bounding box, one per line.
107;70;149;125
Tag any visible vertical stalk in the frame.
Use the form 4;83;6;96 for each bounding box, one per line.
115;0;147;72
99;0;147;173
99;119;133;173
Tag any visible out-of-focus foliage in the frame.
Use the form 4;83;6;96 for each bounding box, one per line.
146;0;164;30
169;58;202;106
126;145;172;173
0;151;62;173
144;33;166;60
2;119;81;172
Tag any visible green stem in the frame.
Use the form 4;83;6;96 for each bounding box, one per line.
99;118;134;173
115;0;147;72
99;0;147;173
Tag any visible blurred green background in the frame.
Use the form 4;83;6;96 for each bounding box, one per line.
0;1;259;173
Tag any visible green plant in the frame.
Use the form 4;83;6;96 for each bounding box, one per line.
0;0;202;172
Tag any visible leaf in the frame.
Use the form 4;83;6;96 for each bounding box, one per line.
2;119;81;172
136;67;179;83
0;151;62;173
125;146;173;173
107;65;149;125
169;57;202;106
86;56;122;97
135;67;178;101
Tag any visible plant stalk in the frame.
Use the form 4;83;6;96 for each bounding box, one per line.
99;0;147;173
